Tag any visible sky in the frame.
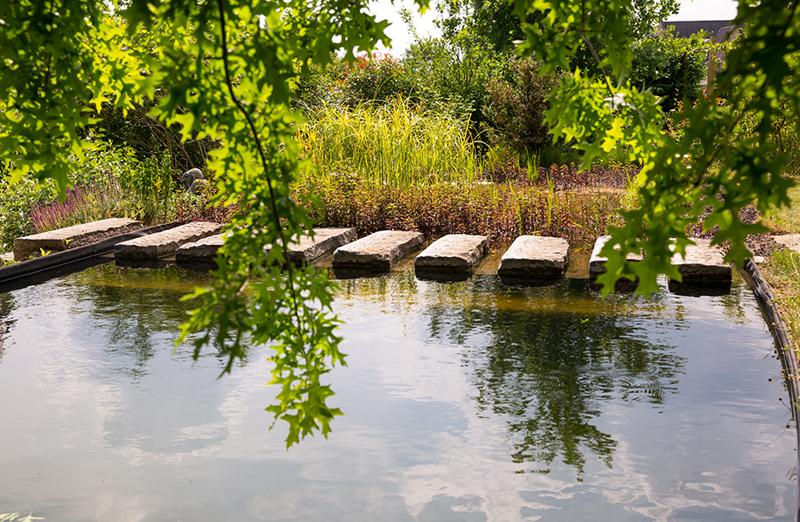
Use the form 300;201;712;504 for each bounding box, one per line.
369;0;740;53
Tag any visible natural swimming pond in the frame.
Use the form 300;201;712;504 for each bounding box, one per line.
0;263;797;521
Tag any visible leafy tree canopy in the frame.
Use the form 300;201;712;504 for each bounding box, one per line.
438;0;679;51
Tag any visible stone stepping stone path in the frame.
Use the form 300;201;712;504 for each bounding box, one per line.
671;238;731;284
175;227;358;266
415;234;489;278
286;227;358;265
14;217;140;260
115;222;222;261
333;230;424;271
175;234;225;265
589;235;643;277
774;234;800;253
498;235;569;280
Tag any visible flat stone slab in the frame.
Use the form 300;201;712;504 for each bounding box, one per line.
774;234;800;253
14;217;140;260
175;234;225;264
498;236;569;278
589;235;643;277
175;227;358;266
415;234;489;274
115;221;222;260
671;238;731;283
333;230;425;271
287;227;358;265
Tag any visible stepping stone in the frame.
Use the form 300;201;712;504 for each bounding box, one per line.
671;238;731;283
589;235;643;277
333;230;425;271
498;236;569;279
115;221;222;261
175;227;358;266
774;234;800;253
415;234;489;275
13;217;140;260
175;234;225;264
286;227;358;265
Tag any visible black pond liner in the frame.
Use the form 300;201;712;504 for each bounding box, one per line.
0;222;182;293
742;259;800;522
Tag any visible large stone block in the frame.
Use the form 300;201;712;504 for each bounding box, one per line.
589;235;643;277
671;238;731;283
115;221;222;260
774;234;800;253
498;236;569;279
332;230;424;271
415;234;489;274
175;234;225;264
287;227;358;265
14;217;140;260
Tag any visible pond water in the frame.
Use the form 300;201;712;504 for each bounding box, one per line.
0;263;797;521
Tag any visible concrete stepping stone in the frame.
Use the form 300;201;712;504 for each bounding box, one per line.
774;234;800;253
498;236;569;279
333;230;425;271
14;217;140;260
175;234;225;265
415;234;489;276
589;235;643;277
287;227;358;265
115;221;222;261
671;238;731;284
175;227;358;266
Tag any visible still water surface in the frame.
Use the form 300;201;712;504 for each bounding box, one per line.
0;264;796;521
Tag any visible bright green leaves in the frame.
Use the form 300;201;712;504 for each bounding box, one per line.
514;0;638;78
142;0;407;446
0;2;144;194
521;0;800;295
546;72;664;170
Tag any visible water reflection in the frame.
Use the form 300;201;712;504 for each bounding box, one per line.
425;279;686;478
0;264;794;520
335;273;688;477
67;264;212;378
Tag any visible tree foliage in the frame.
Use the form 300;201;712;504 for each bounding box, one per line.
0;0;424;446
514;0;799;294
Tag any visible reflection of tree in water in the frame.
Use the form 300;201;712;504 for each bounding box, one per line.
421;278;687;479
69;264;229;378
0;291;15;363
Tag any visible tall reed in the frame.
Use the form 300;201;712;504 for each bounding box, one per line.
298;99;481;187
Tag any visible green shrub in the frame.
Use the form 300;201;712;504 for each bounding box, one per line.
298;99;481;187
486;58;563;155
630;30;713;111
92;97;214;172
295;53;419;110
0;175;57;251
403;35;509;128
